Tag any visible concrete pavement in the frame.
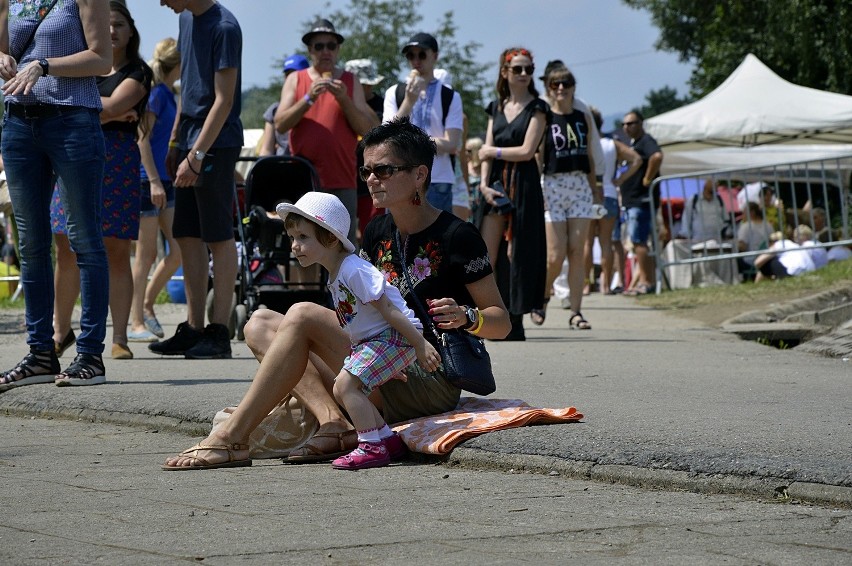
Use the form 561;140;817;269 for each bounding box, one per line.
0;291;850;509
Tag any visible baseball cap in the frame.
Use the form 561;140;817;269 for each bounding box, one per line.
276;192;355;253
283;54;309;74
344;59;385;86
402;32;438;54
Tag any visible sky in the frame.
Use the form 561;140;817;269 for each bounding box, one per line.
128;0;694;130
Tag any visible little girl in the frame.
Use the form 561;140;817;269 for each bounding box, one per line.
277;192;440;470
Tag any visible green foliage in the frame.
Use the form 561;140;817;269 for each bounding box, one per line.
623;0;852;98
634;85;691;119
241;83;282;130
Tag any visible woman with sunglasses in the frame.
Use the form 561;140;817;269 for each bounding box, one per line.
476;47;548;341
538;64;600;329
163;118;510;470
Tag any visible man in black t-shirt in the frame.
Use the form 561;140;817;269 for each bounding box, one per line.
620;111;663;295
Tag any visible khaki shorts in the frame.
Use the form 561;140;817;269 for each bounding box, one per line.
379;363;461;424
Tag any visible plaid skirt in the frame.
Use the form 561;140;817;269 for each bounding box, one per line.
343;328;417;394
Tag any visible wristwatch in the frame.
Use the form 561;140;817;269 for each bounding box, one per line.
193;149;207;161
38;58;49;76
462;306;478;329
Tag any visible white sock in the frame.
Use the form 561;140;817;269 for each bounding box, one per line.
377;424;393;439
357;428;381;443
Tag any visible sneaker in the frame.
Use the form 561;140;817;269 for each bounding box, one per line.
0;349;61;392
184;323;232;359
55;353;105;387
144;315;164;338
149;322;202;356
332;442;390;470
128;328;158;342
382;432;408;461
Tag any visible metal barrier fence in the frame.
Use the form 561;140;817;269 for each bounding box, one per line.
648;152;852;292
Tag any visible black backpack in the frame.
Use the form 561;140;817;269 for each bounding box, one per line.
394;82;457;169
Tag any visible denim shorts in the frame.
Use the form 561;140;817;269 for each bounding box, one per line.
603;196;619;219
626;205;652;245
425;182;453;213
139;179;175;217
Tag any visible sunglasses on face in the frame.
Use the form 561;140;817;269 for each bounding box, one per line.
549;79;575;90
507;65;535;76
312;41;338;52
358;163;417;182
405;50;429;61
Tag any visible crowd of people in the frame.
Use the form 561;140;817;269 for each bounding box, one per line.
0;2;846;470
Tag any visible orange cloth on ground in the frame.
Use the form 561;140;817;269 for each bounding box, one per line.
393;397;583;455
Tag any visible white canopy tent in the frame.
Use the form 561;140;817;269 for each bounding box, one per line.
646;54;852;151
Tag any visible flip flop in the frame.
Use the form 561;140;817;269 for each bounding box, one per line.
162;443;252;471
285;429;357;464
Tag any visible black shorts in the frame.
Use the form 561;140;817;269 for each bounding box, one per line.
758;256;790;279
173;146;241;242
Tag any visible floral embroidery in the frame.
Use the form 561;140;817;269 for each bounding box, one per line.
333;282;357;327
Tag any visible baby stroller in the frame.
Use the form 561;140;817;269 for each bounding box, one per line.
233;155;330;339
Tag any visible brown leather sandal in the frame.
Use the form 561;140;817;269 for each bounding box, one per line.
285;429;357;464
162;443;252;471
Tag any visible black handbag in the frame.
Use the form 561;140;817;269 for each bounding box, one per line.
395;230;496;396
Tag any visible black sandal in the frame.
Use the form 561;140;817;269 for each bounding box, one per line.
0;349;61;393
55;354;106;387
530;299;549;326
569;312;592;330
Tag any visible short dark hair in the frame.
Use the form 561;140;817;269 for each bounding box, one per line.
358;117;436;187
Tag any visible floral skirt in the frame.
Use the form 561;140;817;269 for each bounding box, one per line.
51;130;140;239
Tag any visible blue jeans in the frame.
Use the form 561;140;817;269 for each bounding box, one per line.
2;107;108;354
426;182;453;213
626;205;652;246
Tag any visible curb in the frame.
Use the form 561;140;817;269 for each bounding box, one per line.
8;401;847;509
442;447;852;509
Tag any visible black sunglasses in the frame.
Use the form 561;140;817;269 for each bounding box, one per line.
549;79;575;89
507;65;535;76
312;41;338;52
405;51;429;61
358;164;418;182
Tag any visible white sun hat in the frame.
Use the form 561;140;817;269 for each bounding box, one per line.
276;192;355;253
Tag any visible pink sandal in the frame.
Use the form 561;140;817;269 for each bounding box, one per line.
332;442;390;470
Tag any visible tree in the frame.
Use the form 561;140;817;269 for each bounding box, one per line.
623;0;852;97
634;85;691;119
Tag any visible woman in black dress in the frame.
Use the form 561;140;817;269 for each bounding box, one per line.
476;47;547;341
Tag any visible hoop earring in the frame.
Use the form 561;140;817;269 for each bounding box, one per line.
412;190;422;206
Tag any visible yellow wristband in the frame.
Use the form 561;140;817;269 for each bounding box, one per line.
468;309;485;335
169;141;179;149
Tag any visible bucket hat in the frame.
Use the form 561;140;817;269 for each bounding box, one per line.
344;59;385;86
276;192;355;253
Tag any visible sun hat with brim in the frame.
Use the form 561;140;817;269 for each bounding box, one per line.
302;18;345;46
276;192;355;253
344;58;385;86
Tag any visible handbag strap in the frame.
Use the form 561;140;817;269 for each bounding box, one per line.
394;228;442;342
12;0;59;62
